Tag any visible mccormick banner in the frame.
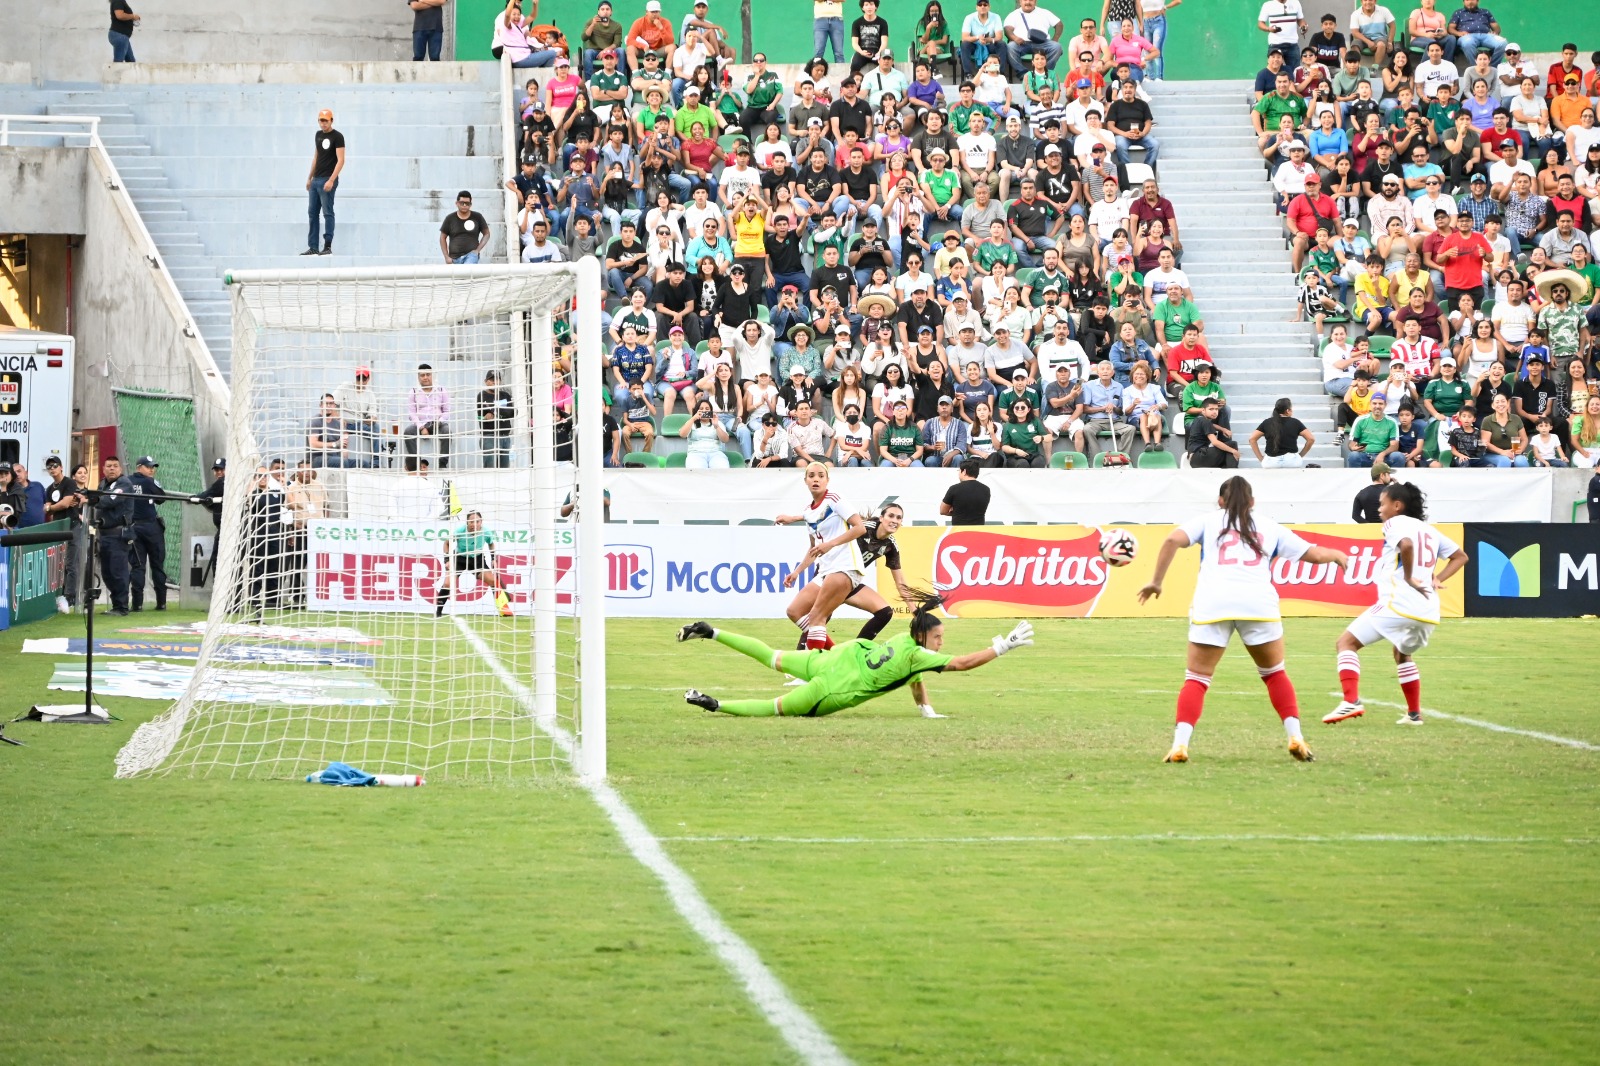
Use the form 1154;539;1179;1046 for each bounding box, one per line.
880;524;1465;619
304;521;837;618
1462;523;1600;618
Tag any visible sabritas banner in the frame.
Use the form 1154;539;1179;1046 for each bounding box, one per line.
880;524;1465;619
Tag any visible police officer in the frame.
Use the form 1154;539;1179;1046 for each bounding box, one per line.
126;455;171;611
200;457;226;530
95;455;138;615
43;456;87;613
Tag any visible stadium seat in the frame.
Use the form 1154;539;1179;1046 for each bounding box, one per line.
660;414;691;438
663;452;689;467
1366;334;1395;358
1093;451;1133;467
1136;450;1177;468
723;449;746;467
1050;450;1089;469
623;452;663;467
1123;162;1155;189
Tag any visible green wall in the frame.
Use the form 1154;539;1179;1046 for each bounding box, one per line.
458;0;1600;81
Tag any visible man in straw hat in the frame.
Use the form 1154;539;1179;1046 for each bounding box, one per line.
1533;268;1591;363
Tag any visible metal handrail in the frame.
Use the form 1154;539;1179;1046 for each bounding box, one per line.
500;53;519;266
0;112;228;405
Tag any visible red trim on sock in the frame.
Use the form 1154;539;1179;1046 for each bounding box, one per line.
1261;669;1300;721
1176;677;1208;727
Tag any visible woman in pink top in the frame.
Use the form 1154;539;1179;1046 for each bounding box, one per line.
544;56;583;132
494;2;559;68
1405;0;1454;61
1107;21;1158;82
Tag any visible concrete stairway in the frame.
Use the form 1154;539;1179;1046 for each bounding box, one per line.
1;70;505;379
1146;79;1340;466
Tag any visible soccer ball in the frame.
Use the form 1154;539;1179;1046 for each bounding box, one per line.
1098;528;1138;567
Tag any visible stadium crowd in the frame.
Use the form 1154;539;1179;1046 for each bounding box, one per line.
1255;6;1600;467
426;0;1599;470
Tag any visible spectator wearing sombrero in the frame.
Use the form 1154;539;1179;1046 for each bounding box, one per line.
856;292;898;343
1533;268;1590;364
784;324;827;392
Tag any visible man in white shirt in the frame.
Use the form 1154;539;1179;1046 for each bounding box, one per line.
957;111;999;197
1003;0;1064;74
1257;0;1305;65
1490;278;1534;350
1086;176;1129;241
521;218;565;263
1347;0;1394;67
1412;42;1456;102
983;324;1033;386
1035;318;1090;380
1061;80;1106;137
1411;181;1455;236
1272;142;1314;202
1072;109;1116;168
1486;139;1536;199
1142;248;1189;305
944;293;987;343
682;185;724;242
1495;43;1538;100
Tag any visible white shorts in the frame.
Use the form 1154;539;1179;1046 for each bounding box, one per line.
1188;619;1284;647
1346;605;1434;655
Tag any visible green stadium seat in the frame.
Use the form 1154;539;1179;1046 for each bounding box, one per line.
659;414;691;438
663;452;689;467
623;452;663;467
1093;451;1132;467
723;449;746;467
1050;450;1089;469
1136;450;1177;468
1366;334;1396;358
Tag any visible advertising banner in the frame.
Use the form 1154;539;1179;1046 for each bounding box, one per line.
1463;523;1600;618
878;524;1466;619
7;518;67;627
304;521;837;619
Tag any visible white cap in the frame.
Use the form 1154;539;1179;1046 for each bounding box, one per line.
645;0;662;9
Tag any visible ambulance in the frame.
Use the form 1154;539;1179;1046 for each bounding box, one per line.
0;326;74;474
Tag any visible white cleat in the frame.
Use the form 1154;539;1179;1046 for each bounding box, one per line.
1396;712;1424;725
783;676;806;686
1323;701;1365;724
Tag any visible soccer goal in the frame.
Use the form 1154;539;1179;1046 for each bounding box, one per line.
114;262;608;782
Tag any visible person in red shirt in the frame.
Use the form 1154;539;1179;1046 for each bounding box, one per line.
1436;210;1492;307
1479;106;1520;164
1287;172;1336;272
1545;43;1581;101
1127;177;1182;251
1163;324;1213;395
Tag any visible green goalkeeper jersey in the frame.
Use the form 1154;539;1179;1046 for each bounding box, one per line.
450;520;495;556
817;633;952;703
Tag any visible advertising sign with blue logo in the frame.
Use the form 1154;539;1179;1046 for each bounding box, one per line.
602;527;847;618
1463;523;1600;618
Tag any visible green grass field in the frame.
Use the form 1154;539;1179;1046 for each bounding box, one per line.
4;609;1598;1064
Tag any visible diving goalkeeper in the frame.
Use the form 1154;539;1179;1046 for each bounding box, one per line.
435;509;512;617
676;599;1033;718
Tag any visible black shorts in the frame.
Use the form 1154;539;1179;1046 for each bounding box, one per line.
455;554;490;574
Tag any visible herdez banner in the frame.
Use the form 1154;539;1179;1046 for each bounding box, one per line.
1463;523;1600;618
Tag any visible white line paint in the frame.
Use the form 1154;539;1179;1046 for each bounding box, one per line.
452;618;850;1066
660;834;1593;845
1330;694;1600;751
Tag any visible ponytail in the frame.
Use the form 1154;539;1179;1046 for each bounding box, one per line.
1265;397;1291;454
1219;475;1263;558
1381;481;1426;520
905;589;946;646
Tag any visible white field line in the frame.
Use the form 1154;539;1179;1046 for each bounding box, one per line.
451;618;851;1066
659;833;1594;846
1330;695;1600;752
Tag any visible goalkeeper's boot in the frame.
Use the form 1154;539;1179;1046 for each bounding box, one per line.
676;621;715;642
1396;711;1424;725
1322;701;1365;724
1163;744;1189;763
495;590;512;617
1288;736;1316;762
684;689;720;712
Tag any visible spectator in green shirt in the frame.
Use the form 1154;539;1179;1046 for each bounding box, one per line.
998;397;1048;466
1345;392;1398;466
1252;73;1308;136
974;219;1019;272
878;402;925;466
1421;357;1469;420
1153;284;1203;346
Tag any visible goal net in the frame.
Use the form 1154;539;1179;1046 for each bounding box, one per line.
114;263;608;781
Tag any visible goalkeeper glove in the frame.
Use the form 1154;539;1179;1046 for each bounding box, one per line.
919;704;947;719
990;621;1034;657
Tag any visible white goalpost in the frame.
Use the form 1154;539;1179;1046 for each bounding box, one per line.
114;262;608;781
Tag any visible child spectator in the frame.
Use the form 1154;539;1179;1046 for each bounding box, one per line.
1446;405;1490;466
1529;417;1568;467
1515;325;1550;380
615;381;658;463
1384;406;1425;467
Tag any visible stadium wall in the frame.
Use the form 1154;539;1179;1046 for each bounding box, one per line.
453;0;1600;79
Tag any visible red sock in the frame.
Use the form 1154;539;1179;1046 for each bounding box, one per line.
1176;672;1210;726
1337;650;1361;702
805;626;830;651
1258;663;1299;721
1397;661;1421;714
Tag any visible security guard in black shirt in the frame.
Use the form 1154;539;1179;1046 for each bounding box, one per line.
127;455;171;610
95;455;138;615
200;457;226;530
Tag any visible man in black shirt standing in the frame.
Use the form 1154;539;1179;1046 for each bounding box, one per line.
43;456;85;613
1351;462;1391;522
764;215;809;307
126;456;170;611
304;109;345;256
941;458;992;524
439;190;490;264
110;0;139;62
410;0;446;61
828;79;873;145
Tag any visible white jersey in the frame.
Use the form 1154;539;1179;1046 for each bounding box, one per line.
1180;510;1312;624
803;490;865;576
1372;514;1459;624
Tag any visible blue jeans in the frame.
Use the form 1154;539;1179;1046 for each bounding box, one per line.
1010;233;1056;267
413;27;443;61
922;449;966;466
582;49;628;81
665;173;694;200
1456;32;1506;65
109;30;135;62
1483;452;1528;467
959;40;1010;79
307;176;335;249
1007;39;1063;73
607;269;653;299
1344;450;1377;467
481;432;511;468
1143;14;1166;79
832;195;882;228
768;270;811;306
511;49;559;68
1409;35;1455;61
813;17;845;62
1115;134;1160;167
453;252;481;264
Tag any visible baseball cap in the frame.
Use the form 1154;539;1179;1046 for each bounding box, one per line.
1011;367;1028;379
807;116;824;128
1044;144;1062;156
684;85;701;96
1505;42;1520;52
1076;78;1091;88
1342;218;1359;228
355;364;372;376
1303;173;1321;183
136;455;159;468
729;263;746;274
317;109;333;120
834;323;852;334
645;0;661;9
213;457;227;470
781;283;799;293
917;325;934;335
555;56;570;66
937;395;954;406
44;456;62;468
1439;356;1457;367
600;48;617;58
669;325;684;335
1288;140;1307;151
1470;173;1487;183
1370;460;1392;475
0;461;12;473
952;291;969;301
789;364;806;375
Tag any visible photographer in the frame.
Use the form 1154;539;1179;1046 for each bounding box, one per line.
679;398;732;468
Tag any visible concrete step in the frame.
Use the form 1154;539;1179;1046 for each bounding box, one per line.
149;155;502;190
140;124;497;157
